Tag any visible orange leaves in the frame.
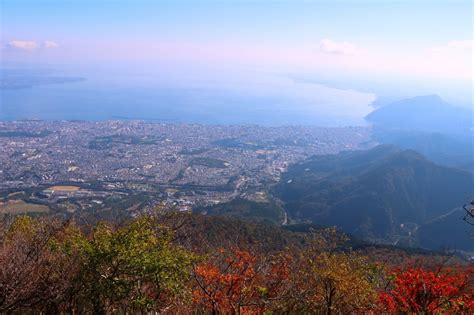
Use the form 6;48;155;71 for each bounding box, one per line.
192;249;260;313
378;267;474;313
2;215;473;314
288;251;378;313
192;246;474;314
192;248;290;314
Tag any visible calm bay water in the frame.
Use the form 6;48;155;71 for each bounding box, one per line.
0;75;375;126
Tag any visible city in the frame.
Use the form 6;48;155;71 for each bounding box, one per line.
0;120;371;217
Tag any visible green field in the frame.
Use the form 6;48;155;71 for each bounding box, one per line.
0;200;50;214
190;157;228;168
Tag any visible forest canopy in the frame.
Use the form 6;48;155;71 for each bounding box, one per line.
0;212;472;314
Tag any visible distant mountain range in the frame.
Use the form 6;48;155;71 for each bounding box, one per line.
194;95;474;252
366;94;472;134
366;95;473;170
274;145;474;250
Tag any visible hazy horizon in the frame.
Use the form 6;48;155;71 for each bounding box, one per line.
1;0;472;125
1;3;474;312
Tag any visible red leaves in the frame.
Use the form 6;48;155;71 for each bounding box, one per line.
194;249;474;314
2;216;473;314
192;248;290;314
379;267;474;313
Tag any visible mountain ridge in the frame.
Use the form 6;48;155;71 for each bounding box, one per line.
274;145;474;250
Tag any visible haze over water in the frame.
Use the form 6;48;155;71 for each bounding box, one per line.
2;1;471;126
0;70;375;126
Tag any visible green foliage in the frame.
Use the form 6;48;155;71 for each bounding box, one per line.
0;130;52;138
189;157;228;168
212;138;262;150
199;198;284;225
0;213;471;314
0;215;196;313
88;134;161;149
275;145;474;249
72;216;196;312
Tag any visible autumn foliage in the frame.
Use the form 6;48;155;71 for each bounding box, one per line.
192;248;290;313
379;267;474;313
0;214;472;314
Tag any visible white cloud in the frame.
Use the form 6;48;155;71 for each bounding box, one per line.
429;39;473;54
7;40;38;51
319;38;357;55
42;40;59;49
5;39;60;51
447;40;473;49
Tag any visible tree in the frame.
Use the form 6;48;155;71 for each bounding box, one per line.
192;248;291;314
0;215;196;314
463;200;474;227
379;267;474;313
71;215;196;313
284;228;378;314
0;216;80;313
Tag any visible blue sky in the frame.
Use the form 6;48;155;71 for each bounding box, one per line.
1;1;472;101
3;2;471;50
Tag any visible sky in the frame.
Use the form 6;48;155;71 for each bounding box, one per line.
1;0;473;105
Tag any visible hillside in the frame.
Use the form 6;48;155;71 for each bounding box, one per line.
196;198;285;225
274;145;474;250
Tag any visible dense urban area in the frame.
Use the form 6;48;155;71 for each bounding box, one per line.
1;121;472;313
0;120;372;218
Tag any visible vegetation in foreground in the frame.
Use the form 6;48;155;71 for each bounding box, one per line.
0;212;472;314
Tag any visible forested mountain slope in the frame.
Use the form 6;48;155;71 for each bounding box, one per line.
274;145;474;249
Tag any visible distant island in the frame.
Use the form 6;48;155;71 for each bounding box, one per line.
0;75;86;90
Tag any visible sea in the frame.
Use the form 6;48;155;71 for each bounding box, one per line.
0;72;375;126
